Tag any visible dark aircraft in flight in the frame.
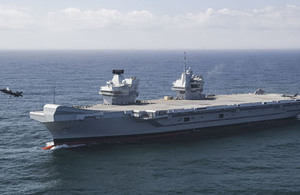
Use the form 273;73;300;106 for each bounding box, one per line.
0;87;23;97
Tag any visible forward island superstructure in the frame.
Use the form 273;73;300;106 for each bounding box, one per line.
99;69;139;105
30;58;300;146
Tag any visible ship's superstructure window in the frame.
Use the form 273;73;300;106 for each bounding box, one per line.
191;84;200;88
184;117;190;122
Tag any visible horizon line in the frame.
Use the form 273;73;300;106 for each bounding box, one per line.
0;48;300;51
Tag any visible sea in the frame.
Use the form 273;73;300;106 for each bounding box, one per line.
0;50;300;194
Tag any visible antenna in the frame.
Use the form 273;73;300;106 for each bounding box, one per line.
184;52;187;73
53;85;56;104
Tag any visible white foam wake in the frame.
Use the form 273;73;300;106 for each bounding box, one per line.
46;141;54;147
50;144;86;150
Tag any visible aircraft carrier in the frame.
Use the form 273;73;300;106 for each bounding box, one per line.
30;61;300;146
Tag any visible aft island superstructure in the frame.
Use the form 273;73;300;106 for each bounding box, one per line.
30;59;300;146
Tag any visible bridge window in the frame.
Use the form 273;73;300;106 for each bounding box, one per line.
191;84;200;88
184;117;190;122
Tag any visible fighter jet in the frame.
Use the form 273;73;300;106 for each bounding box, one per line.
0;87;23;97
282;93;298;98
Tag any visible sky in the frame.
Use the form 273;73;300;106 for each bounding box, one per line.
0;0;300;50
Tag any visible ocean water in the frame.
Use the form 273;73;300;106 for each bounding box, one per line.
0;50;300;194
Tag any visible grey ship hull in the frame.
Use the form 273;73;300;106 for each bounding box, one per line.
30;94;300;145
